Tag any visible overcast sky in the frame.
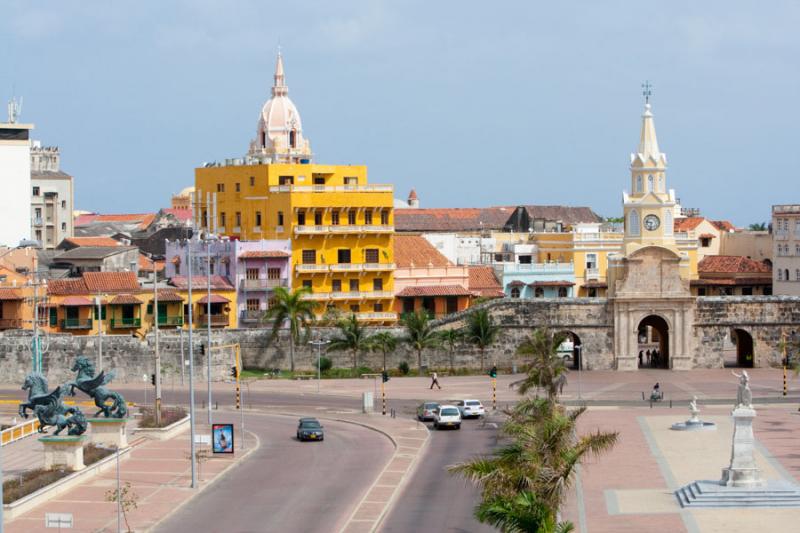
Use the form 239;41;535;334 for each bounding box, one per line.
2;1;798;225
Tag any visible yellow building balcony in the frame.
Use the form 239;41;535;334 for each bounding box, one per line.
296;264;329;273
329;263;363;273
294;225;329;235
356;312;397;321
363;263;396;272
330;291;358;300
269;184;393;193
586;267;600;280
240;278;289;290
358;291;393;299
361;225;394;233
300;292;331;301
327;225;362;234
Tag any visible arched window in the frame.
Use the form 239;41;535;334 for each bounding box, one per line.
786;269;791;281
557;287;568;298
796;269;800;281
636;175;642;192
629;210;640;236
289;129;297;148
778;270;783;281
664;209;673;236
510;287;521;298
647;175;654;191
658;175;663;191
534;287;544;298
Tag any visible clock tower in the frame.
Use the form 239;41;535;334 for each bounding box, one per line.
622;96;678;256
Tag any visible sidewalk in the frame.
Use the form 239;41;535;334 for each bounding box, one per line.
5;422;255;533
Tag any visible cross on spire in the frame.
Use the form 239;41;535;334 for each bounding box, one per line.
642;80;653;104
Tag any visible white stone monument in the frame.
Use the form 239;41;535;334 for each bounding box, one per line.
40;435;86;471
88;418;129;448
719;371;763;487
670;395;716;431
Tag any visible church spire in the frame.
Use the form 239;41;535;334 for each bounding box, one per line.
272;50;288;97
637;103;661;162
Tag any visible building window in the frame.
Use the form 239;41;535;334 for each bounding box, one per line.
301;250;316;264
786;268;790;280
364;210;372;225
380;210;389;225
331;211;340;225
209;261;215;275
518;255;532;264
373;303;383;312
267;268;280;280
534;287;544;298
35;229;42;241
778;269;783;281
636;176;642;192
664;209;673;236
250;176;255;187
332;279;342;292
302;280;312;290
246;299;260;313
216;183;225;192
344;177;358;186
647;175;654;191
349;304;360;313
347;210;356;225
235;212;241;227
510;287;521;298
795;244;800;256
277;211;284;226
628;210;640;236
365;249;379;263
558;287;568;298
297;211;306;225
349;279;359;292
220;212;226;227
586;253;597;269
255;211;262;227
337;249;351;264
33;186;40;196
61;200;66;208
313;175;325;185
61;223;66;231
235;183;241;192
698;287;706;296
796;269;800;281
373;278;383;291
742;287;753;296
314;212;322;225
279;176;294;185
700;237;711;247
588;287;598;298
246;268;259;280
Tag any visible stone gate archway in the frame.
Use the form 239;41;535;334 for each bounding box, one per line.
637;315;670;369
557;331;582;370
731;328;754;368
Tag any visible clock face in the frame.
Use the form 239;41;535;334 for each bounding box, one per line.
644;214;660;231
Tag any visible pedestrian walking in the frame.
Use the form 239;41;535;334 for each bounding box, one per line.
430;371;442;390
638;350;644;368
646;349;651;366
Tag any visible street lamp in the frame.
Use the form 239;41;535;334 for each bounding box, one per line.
204;233;218;425
576;344;583;401
309;339;330;394
186;235;197;489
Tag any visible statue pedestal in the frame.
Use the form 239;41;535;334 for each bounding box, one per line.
88;418;129;448
39;435;87;471
720;406;763;487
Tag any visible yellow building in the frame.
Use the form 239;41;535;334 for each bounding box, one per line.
194;53;395;322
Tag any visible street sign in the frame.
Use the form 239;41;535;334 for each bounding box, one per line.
194;434;211;445
45;512;73;528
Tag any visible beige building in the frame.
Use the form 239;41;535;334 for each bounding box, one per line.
773;204;800;295
30;141;74;249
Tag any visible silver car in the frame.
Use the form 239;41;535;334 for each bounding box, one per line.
417;402;440;421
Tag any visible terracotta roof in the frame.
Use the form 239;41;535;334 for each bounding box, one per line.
698;256;772;274
62;237;121;248
582;281;608;289
138;254;165;272
0;289;23;300
673;217;706;232
698;233;716;239
197;294;231;304
61;296;94;306
394;235;452;268
507;280;526;287
109;294;142;305
396;285;473;297
691;278;772;286
150;289;183;302
239;250;291;259
169;275;235;291
468;266;505;298
83;272;141;293
47;278;89;295
710;220;736;232
74;213;156;231
529;280;575;287
160;208;193;222
395;205;601;232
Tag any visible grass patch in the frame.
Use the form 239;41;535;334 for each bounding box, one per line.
138;406;187;429
3;444;115;504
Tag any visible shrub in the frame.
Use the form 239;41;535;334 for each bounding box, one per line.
84;443;114;465
318;356;333;373
138;406;187;428
398;361;410;375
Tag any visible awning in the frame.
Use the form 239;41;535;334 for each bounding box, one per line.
506;280;526;288
691;278;772;286
151;289;183;302
239;250;290;259
61;296;94;306
698;233;716;239
109;294;143;305
528;280;575;287
582;281;608;289
0;289;23;301
396;285;473;297
197;294;231;304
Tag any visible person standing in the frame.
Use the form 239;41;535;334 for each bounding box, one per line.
430;371;441;390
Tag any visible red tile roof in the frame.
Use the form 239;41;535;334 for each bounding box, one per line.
239;250;290;259
61;296;94;306
690;278;772;286
394;235;452;268
507;280;526;287
83;272;140;293
698;233;716;239
149;289;184;302
138;254;165;272
109;294;142;305
62;237;122;248
395;205;601;232
161;208;193;222
198;294;231;304
710;220;736;232
169;275;235;291
396;285;473;297
582;281;608;289
529;280;575;287
468;266;505;298
673;217;706;232
48;278;88;295
0;289;23;300
698;256;772;274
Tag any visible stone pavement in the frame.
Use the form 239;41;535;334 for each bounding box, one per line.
5;422;255;533
561;403;800;533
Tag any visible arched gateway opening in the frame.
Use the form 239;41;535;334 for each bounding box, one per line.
637;315;670;369
557;331;582;370
731;328;754;368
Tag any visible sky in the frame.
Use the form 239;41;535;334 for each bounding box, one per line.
2;1;799;226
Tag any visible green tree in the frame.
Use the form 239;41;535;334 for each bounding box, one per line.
263;286;316;373
106;481;139;533
748;222;767;231
369;331;397;371
328;314;372;370
402;310;440;372
514;329;569;400
438;328;463;372
465;308;500;371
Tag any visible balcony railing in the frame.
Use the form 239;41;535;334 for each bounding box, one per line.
110;317;141;328
295;225;328;235
296;264;329;273
300;293;331;301
33;217;43;227
275;225;285;233
363;263;395;271
361;225;394;233
356;312;397;321
61;318;93;330
585;267;600;280
499;262;574;274
240;278;288;290
198;315;229;327
157;315;184;326
240;310;264;322
328;225;361;234
269;185;393;193
330;263;362;272
0;318;22;329
359;291;393;299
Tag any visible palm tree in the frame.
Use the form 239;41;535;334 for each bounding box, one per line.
402;310;440;372
438;328;463;372
264;286;316;373
514;329;569;400
465;308;500;371
748;222;767;231
369;331;397;372
328;314;372;370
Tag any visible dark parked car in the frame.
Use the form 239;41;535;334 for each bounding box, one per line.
297;418;324;441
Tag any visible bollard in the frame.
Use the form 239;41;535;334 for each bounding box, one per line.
650;400;653;409
669;400;672;408
641;391;645;401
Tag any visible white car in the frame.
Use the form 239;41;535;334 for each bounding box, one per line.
456;399;486;419
433;405;462;430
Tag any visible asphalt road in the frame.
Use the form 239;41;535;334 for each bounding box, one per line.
380;413;498;533
154;412;394;533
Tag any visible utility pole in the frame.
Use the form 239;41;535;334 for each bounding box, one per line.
179;327;185;386
309;339;330;394
206;234;213;426
154;266;162;426
187;210;197;489
783;331;788;397
96;294;103;370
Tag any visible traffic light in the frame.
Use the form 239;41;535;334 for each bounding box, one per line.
489;366;497;379
382;371;390;383
150;373;156;386
230;366;238;379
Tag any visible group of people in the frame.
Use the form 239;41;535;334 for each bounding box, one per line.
638;348;663;368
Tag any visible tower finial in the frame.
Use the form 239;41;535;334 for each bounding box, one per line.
272;49;287;97
641;80;653;105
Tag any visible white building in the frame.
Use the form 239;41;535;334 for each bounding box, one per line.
773;204;800;295
0;99;33;246
30;141;74;249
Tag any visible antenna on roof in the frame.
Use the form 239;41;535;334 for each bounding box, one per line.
641;80;652;104
7;95;22;123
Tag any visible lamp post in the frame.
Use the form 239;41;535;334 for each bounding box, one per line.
95;295;103;370
309;339;330;394
204;234;218;425
187;236;197;489
576;344;583;401
154;265;162;426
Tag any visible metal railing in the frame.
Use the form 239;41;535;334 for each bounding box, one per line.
269;184;393;193
240;310;264;322
355;312;397;321
110;317;141;328
296;264;329;273
295;225;329;234
330;263;362;272
198;315;229;327
363;263;396;271
157;315;184;326
61;318;93;329
586;267;600;280
1;418;41;447
0;318;22;329
240;278;287;290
